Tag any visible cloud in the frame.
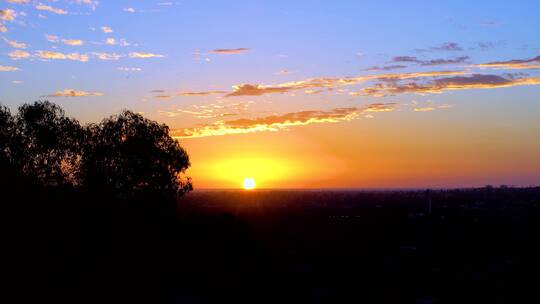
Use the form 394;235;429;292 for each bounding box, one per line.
117;67;141;72
101;26;113;33
473;41;506;51
0;65;20;72
35;50;89;62
7;0;31;3
62;39;84;46
47;89;103;97
210;48;249;54
416;42;463;52
45;34;59;42
179;90;228;96
0;24;7;33
3;37;26;48
361;74;540;97
93;52;122;60
105;37;115;45
392;56;470;66
475;55;540;70
414;107;435;112
11;80;23;84
362;65;407;71
414;104;453;112
0;9;16;21
226;84;291;97
72;0;99;10
129;52;165;58
224;70;466;97
172;104;396;138
124;7;136;13
8;49;30;59
35;5;67;15
154;95;174;100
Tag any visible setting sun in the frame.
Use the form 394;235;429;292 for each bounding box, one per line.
242;178;256;190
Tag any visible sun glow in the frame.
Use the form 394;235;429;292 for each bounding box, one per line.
242;178;256;190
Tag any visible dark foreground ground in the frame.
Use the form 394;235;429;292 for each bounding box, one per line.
6;187;540;303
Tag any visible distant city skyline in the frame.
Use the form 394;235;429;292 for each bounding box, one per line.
1;0;539;188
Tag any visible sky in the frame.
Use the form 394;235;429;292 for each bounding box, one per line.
1;0;540;189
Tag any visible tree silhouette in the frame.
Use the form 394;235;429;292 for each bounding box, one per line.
81;110;192;199
0;101;192;199
12;101;84;187
0;105;17;186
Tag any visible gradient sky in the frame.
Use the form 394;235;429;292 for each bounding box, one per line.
1;0;540;188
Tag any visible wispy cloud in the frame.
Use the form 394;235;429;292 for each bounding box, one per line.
223;70;465;97
129;52;165;58
62;39;84;46
392;56;470;66
360;74;540;97
72;0;99;10
8;49;30;59
362;65;407;71
35;5;67;15
0;9;16;21
92;52;122;60
416;42;463;53
35;50;89;62
172;103;396;138
0;65;20;72
210;48;249;54
179;91;228;96
2;37;26;49
117;67;141;72
45;34;59;42
47;89;103;97
474;55;540;70
100;26;113;33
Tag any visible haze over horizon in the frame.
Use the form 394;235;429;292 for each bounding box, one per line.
1;0;539;188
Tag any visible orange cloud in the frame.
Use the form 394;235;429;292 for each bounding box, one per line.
35;5;67;15
0;9;16;21
172;103;396;138
35;50;89;62
0;65;20;72
62;39;84;46
8;49;30;59
224;70;466;97
47;89;103;97
475;55;540;70
101;26;113;33
211;48;249;54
